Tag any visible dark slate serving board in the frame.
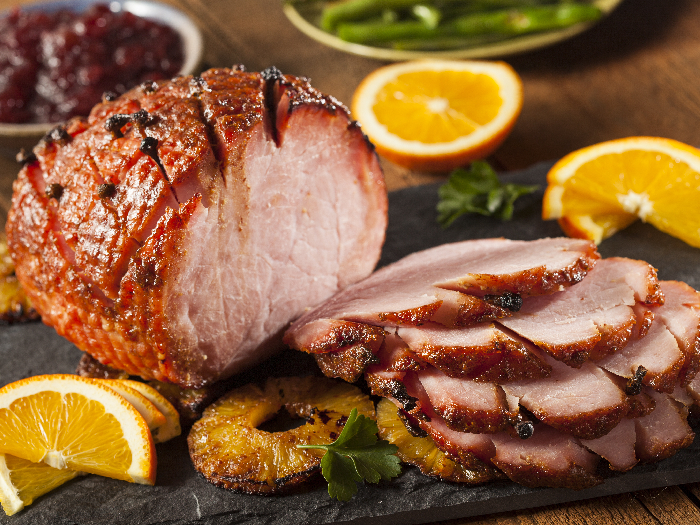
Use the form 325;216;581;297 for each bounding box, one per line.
1;161;700;525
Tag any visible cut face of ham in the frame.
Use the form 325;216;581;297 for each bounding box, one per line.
7;67;388;387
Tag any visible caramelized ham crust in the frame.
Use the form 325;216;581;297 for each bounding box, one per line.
7;67;388;387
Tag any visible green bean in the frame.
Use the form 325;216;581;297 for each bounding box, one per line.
336;3;602;45
321;0;426;31
319;0;557;31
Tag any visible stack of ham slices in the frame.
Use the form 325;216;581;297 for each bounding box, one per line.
285;237;700;489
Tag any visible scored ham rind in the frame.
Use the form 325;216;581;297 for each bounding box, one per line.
7;67;388;387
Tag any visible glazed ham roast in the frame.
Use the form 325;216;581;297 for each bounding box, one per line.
6;66;388;388
285;238;700;489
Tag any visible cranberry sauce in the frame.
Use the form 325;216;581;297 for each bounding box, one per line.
0;3;184;124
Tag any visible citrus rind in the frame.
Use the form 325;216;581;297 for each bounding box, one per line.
114;379;181;444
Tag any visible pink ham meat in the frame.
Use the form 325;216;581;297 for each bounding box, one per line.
380;392;603;489
579;388;693;470
499;258;662;366
651;281;700;384
416;366;518;434
7;67;388;387
285;237;599;354
501;354;631;439
580;418;638;472
285;237;598;331
397;323;551;382
634;389;695;462
597;316;684;393
284;238;700;490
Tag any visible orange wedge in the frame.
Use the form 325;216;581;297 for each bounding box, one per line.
351;59;522;172
0;374;156;486
0;454;81;516
543;137;700;247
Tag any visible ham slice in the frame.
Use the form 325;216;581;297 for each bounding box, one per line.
635;389;695;462
580;418;638;472
650;281;700;384
397;323;551;382
416;366;517;434
597;317;683;393
499;258;661;366
502;354;631;440
284;240;700;491
489;425;602;489
285;237;598;337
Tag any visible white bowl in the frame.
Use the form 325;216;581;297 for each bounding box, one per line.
0;0;204;151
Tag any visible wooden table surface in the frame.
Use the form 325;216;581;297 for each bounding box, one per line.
2;0;700;523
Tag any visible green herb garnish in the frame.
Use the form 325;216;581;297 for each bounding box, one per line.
297;408;401;501
437;160;538;227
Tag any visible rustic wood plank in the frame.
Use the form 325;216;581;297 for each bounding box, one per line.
636;486;700;524
428;492;659;525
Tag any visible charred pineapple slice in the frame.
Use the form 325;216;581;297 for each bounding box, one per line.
187;375;375;494
376;398;502;484
0;234;37;324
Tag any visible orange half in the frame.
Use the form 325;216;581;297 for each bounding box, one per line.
351;59;523;172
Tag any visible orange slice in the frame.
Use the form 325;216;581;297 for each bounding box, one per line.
112;379;181;444
351;59;523;172
543;136;700;247
0;374;156;486
0;454;81;516
97;379;167;435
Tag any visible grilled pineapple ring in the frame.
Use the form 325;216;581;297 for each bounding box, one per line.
187;375;375;494
376;398;502;484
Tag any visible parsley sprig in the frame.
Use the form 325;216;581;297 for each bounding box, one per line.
437;161;538;227
297;408;401;501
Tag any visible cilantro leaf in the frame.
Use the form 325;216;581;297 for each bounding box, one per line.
298;408;401;501
437;161;538;227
